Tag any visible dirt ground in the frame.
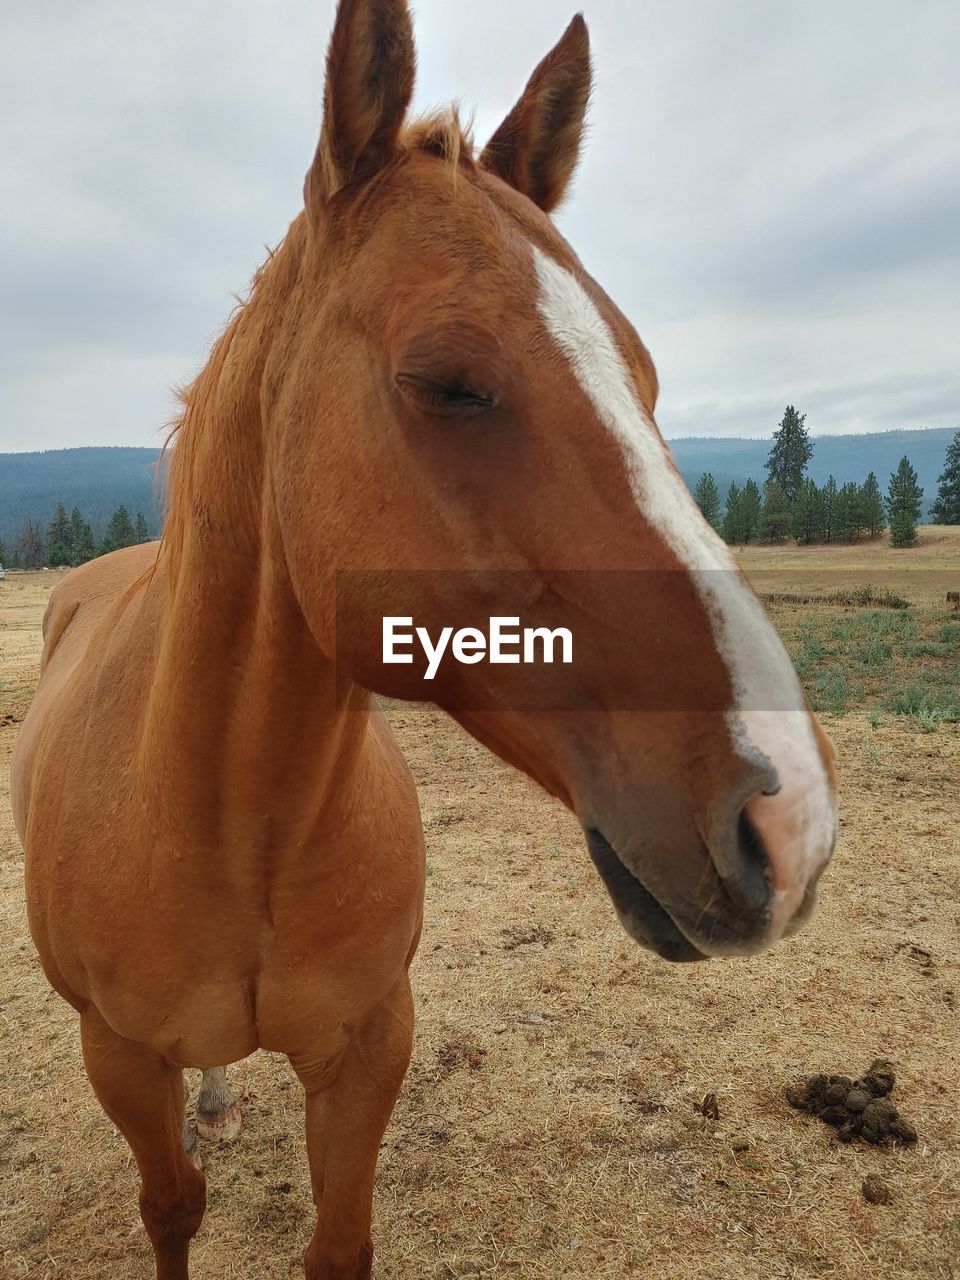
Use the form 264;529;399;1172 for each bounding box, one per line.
1;543;958;1279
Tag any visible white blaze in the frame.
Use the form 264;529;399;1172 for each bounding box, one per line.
532;246;836;934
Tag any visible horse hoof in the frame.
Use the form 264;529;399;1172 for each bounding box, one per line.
196;1103;242;1143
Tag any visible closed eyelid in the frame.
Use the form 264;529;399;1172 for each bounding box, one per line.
395;371;498;417
392;319;505;415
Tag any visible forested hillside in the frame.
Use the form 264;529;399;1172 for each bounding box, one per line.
669;427;956;515
0;448;164;549
1;428;956;552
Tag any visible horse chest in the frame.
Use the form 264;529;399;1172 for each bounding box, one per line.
36;823;424;1067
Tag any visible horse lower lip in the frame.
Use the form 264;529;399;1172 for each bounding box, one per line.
584;828;707;963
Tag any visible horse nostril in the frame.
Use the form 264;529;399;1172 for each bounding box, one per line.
737;808;768;870
718;807;773;914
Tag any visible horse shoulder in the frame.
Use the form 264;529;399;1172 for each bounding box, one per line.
39;544;160;674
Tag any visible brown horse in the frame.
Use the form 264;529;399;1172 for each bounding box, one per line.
11;2;837;1277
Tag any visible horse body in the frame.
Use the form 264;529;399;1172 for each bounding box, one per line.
15;541;424;1069
12;3;837;1276
15;508;425;1278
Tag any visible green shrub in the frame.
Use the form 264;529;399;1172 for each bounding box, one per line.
903;642;952;659
853;636;893;667
883;684;960;729
800;632;830;661
810;669;854;714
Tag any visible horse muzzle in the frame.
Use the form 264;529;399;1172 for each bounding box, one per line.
584;794;835;962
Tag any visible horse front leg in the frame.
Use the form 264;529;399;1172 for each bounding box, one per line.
290;974;414;1280
80;1006;206;1280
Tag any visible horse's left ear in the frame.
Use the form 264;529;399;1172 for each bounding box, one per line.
306;0;416;213
479;15;591;214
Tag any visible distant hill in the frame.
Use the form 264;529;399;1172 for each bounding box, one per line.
0;428;956;551
0;447;164;551
670;427;957;519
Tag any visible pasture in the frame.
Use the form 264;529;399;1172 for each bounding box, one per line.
2;532;958;1279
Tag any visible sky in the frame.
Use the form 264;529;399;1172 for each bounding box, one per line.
2;0;958;452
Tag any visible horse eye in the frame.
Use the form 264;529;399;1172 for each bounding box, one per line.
396;373;497;417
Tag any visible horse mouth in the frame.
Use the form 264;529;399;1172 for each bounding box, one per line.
585;828;708;963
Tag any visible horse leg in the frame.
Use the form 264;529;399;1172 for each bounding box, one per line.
80;1006;206;1280
181;1101;201;1169
291;974;414;1280
196;1066;242;1142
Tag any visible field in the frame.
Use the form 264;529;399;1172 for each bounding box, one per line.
2;530;959;1279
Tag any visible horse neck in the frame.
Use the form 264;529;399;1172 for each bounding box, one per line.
144;221;372;841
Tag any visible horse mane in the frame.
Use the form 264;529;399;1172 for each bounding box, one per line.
158;109;475;582
159;220;308;582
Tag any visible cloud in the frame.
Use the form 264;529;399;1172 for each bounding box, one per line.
2;0;958;450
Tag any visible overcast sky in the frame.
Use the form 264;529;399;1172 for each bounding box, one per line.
2;0;958;453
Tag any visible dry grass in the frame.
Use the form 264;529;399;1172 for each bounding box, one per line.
1;556;959;1280
737;523;960;608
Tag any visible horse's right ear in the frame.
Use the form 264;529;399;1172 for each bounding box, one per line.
306;0;416;214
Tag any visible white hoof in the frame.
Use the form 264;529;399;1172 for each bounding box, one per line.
196;1103;242;1143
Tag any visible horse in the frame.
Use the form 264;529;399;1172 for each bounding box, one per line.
11;2;837;1276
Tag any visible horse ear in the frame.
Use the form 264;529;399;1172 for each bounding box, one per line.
307;0;416;211
479;15;591;214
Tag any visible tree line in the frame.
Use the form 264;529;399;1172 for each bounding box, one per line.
0;504;152;570
3;425;959;568
694;411;960;549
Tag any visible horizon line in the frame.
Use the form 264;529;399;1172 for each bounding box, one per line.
2;423;958;457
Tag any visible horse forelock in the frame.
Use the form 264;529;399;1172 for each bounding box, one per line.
401;108;476;171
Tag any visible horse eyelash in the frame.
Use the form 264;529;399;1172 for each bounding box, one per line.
395;374;496;412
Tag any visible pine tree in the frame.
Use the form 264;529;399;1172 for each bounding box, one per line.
0;539;7;565
70;508;96;564
693;473;721;530
834;483;860;543
760;480;792;543
47;502;74;567
791;479;824;545
859;473;886;539
931;430;960;524
721;482;744;545
100;505;136;555
839;481;855;540
820;476;838;543
766;406;814;504
886;457;923;549
135;512;150;544
889;510;916;549
740;479;762;544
